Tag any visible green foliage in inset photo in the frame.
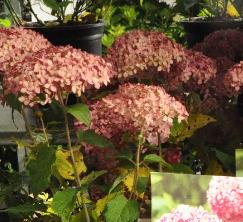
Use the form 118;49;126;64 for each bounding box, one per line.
151;172;211;222
236;149;243;177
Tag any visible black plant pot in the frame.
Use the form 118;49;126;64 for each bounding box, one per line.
181;18;243;47
25;21;105;56
0;212;9;222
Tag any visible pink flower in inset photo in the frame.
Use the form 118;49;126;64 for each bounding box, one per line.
207;176;243;222
159;205;222;222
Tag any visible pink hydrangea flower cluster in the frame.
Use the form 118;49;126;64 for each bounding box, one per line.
163;147;181;164
0;27;51;72
169;49;217;91
76;83;188;145
207;176;243;222
159;205;222;222
223;61;243;96
193;29;243;100
3;46;114;106
105;29;185;78
105;30;217;91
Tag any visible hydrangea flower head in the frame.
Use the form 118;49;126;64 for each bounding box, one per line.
0;27;51;72
171;49;217;91
159;205;222;222
106;29;217;91
223;61;243;96
3;46;114;106
76;83;188;145
207;176;243;222
105;29;185;78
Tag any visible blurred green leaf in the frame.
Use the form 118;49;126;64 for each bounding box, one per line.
143;154;171;168
43;0;60;10
3;202;45;215
77;130;113;148
66;103;91;126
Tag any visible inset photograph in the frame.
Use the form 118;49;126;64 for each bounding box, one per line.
236;149;243;177
151;172;243;222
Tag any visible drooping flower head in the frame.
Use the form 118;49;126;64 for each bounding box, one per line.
207;176;243;222
0;27;51;72
76;83;188;145
159;205;222;222
223;61;243;96
3;46;114;106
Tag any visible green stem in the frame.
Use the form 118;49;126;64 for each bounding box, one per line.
4;0;22;25
39;114;49;146
158;133;163;172
26;0;45;25
21;107;35;143
129;136;142;200
57;92;90;222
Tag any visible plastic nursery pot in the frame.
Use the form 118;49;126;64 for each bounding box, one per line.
25;21;105;56
181;17;243;48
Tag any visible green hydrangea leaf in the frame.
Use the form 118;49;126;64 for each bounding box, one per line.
104;194;139;222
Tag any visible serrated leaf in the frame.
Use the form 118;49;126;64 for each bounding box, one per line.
66;103;91;126
27;143;56;195
92;192;118;220
54;148;86;180
104;194;139;222
52;188;78;222
77;130;113;148
170;114;216;142
143;154;170;167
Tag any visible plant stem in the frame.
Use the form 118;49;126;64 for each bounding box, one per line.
39;114;49;146
158;133;163;172
26;0;45;25
129;136;143;200
57;92;90;222
21;106;35;142
4;0;22;25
